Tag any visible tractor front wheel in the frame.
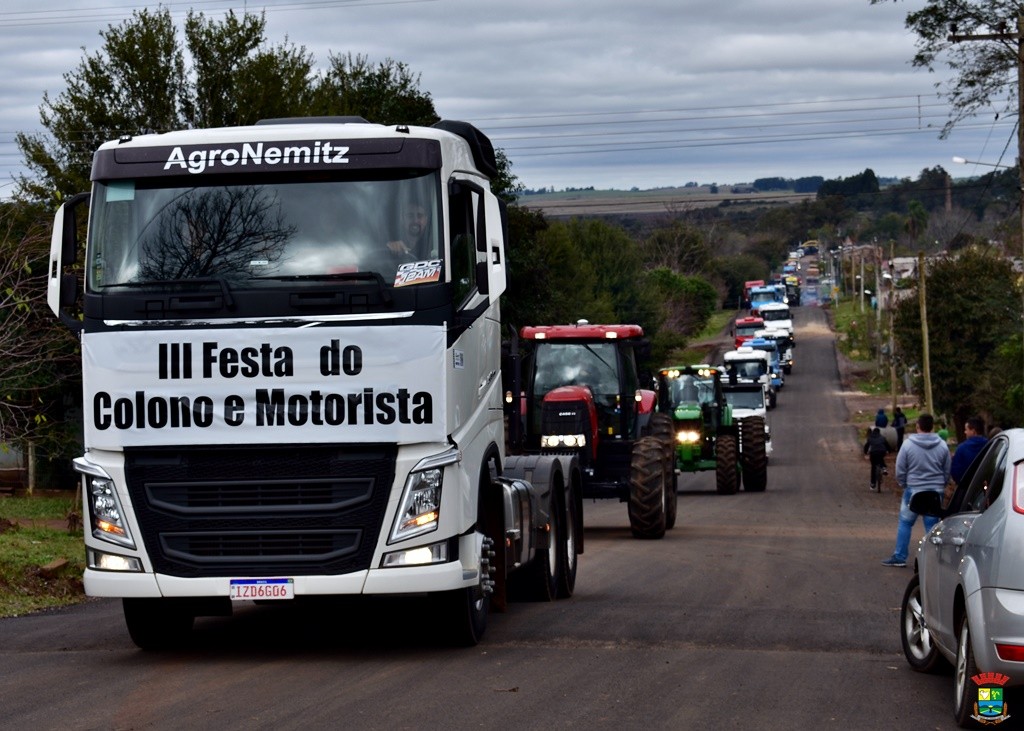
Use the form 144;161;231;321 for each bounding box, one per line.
628;437;667;539
715;433;739;495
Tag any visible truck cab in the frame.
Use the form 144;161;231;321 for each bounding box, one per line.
47;118;579;648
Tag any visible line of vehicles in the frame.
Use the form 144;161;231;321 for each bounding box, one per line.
44;116;790;650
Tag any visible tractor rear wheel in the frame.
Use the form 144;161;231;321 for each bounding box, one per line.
715;433;739;495
740;417;768;492
628;437;667;539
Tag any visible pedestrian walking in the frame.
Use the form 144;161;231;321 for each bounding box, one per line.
950;416;988;486
892;406;908;449
881;413;951;568
863;427;891;492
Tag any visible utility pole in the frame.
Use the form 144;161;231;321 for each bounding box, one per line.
919;251;934;415
949;14;1024;395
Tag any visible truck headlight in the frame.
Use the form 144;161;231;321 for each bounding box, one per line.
73;458;135;549
390;467;443;543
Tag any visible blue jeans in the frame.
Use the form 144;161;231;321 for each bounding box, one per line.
893;487;941;561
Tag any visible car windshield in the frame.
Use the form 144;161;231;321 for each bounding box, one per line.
87;171;441;290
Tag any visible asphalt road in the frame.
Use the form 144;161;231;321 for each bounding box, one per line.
0;306;980;730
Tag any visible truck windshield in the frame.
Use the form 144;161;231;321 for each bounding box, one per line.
761;308;790;322
87;171;441;291
725;389;764;410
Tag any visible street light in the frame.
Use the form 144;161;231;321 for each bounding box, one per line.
951;155;1013;168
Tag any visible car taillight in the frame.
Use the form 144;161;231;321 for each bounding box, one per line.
1013;463;1024;515
996;643;1024;662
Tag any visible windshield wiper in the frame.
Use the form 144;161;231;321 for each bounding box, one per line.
250;271;393;304
103;277;235;308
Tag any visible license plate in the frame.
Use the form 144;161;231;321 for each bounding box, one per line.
229;578;294;601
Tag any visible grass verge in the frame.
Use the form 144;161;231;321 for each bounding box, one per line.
0;492;86;617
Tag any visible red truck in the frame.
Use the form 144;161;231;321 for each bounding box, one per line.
733;316;765;348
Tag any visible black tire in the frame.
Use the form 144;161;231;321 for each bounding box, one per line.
715;433;739;495
954;615;983;727
435;534;492;646
628;437;667;539
900;574;947;673
649;413;678;530
122;598;194;651
556;483;579;599
740;417;768;492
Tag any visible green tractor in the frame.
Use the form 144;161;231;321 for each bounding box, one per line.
655;365;767;494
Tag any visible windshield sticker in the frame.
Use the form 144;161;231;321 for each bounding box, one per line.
394;259;442;288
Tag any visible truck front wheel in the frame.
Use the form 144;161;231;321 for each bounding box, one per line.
435;534;493;646
740;417;768;492
123;598;194;651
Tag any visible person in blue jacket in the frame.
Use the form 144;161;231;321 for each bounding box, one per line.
950;416;988;485
874;408;888;428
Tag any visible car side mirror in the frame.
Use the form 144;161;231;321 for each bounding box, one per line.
908;490;945;518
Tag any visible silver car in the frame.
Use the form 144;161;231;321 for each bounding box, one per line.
900;428;1024;727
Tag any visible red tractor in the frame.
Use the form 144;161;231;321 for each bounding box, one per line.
504;322;676;539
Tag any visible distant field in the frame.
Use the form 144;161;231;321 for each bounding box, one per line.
516;187;816;217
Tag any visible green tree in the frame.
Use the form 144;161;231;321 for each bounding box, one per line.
712;254;767;309
566;219;658;331
0;205;82;480
15;11;440;207
873;0;1019;135
16;8;188;204
642;221;712;275
905;200;929;243
645;267;719;363
184;11;316;128
892;247;1021;433
313;53;438;126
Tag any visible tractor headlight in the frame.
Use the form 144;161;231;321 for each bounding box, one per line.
676;430;701;444
541;434;586;449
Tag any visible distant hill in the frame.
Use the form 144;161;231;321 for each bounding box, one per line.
515;185;816;217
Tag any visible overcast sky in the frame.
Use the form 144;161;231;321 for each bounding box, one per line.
0;0;1018;199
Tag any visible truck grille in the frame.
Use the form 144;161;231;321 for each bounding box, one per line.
123;444;396;578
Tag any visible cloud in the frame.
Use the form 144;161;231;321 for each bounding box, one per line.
0;0;1008;197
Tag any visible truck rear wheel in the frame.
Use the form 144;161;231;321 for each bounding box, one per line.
556;483;579;599
628;437;667;539
740;417;768;492
715;433;739;495
123;598;194;651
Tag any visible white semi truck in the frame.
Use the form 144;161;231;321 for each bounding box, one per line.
47;117;581;648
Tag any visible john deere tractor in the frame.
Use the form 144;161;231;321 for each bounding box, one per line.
656;365;767;494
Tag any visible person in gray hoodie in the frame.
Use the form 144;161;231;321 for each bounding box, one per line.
881;412;951;567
